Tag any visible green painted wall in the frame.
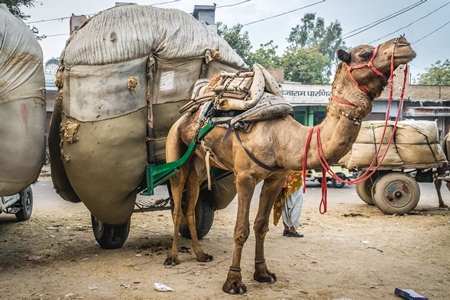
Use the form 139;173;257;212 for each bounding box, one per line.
292;106;326;126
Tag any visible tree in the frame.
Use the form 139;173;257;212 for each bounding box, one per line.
217;22;253;66
1;0;45;40
247;40;282;68
282;46;329;84
417;60;450;85
287;13;346;77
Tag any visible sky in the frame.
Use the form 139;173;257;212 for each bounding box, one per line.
22;0;450;81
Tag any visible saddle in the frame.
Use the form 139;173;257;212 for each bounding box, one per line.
180;64;293;132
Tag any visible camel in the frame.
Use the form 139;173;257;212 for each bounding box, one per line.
165;36;416;294
434;131;450;208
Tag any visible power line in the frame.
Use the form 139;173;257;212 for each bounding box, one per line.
342;0;427;39
149;0;180;5
409;62;428;71
26;16;71;24
44;33;69;37
343;0;426;37
242;0;326;27
369;1;450;44
25;0;179;25
216;0;250;9
412;20;450;44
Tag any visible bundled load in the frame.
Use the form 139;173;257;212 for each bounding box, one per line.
0;4;46;196
339;120;447;170
49;4;247;225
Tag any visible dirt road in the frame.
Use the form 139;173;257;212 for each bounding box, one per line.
1;177;449;300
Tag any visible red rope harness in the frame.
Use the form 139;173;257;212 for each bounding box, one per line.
343;45;385;95
303;40;409;214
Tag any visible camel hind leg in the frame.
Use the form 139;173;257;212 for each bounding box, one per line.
164;124;190;266
434;169;449;208
164;123;213;265
184;156;214;262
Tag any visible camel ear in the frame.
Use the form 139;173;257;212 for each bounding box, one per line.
337;49;351;63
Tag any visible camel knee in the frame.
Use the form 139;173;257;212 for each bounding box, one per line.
234;227;250;245
253;221;269;236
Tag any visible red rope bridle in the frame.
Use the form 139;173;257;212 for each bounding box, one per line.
302;40;409;214
343;45;386;95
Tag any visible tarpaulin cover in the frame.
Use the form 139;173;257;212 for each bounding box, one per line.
49;4;245;224
0;4;46;196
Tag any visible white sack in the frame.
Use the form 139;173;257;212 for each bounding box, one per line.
61;5;245;67
0;4;46;196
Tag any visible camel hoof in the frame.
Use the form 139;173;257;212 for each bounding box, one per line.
254;272;277;283
164;257;180;266
439;204;448;208
222;282;247;294
197;254;214;262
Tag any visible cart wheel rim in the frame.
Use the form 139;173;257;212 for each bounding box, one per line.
381;180;413;208
93;217;104;233
24;191;32;213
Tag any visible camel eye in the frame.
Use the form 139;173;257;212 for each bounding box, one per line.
359;51;373;60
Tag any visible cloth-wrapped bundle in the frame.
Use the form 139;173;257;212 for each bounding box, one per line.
0;4;46;196
339;120;447;170
49;4;246;224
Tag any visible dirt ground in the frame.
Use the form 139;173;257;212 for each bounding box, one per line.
0;176;449;300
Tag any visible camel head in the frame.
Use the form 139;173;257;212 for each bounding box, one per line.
335;36;416;100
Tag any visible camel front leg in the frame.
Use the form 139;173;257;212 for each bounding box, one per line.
222;173;254;294
253;173;287;283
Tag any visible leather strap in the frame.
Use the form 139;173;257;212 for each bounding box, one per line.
234;130;283;171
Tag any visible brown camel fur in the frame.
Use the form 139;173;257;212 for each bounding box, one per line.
434;131;450;208
165;37;416;294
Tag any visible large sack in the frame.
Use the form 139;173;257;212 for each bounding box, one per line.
341;122;403;169
395;120;447;167
0;4;46;196
339;120;447;169
50;4;246;224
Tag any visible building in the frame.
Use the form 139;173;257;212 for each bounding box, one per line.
192;5;217;32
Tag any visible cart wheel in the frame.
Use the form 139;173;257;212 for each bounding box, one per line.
15;187;33;221
91;215;130;249
317;178;322;184
355;172;380;205
178;188;215;240
372;172;420;215
331;173;346;188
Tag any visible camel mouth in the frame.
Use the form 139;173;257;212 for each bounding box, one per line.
394;52;417;60
393;51;417;65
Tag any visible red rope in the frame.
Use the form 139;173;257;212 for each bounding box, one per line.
302;127;315;194
331;95;356;107
343;45;385;95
